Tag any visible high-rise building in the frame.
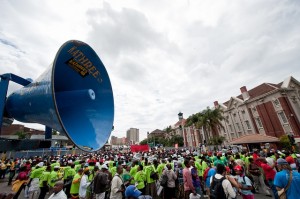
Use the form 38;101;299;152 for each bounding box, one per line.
126;128;139;144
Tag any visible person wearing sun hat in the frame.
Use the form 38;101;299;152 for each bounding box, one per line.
274;158;300;199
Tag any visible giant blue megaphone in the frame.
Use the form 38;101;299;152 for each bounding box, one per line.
1;40;114;151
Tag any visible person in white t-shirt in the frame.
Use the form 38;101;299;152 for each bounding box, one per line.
210;164;236;199
48;181;67;199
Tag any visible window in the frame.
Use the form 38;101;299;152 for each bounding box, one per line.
278;111;288;124
273;99;280;107
245;120;251;130
256;117;263;128
236;123;241;132
228;124;233;132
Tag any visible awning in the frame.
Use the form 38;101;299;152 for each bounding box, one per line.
229;134;279;145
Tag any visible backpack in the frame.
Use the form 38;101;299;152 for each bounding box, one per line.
210;175;227;199
160;174;168;187
242;176;256;194
203;168;210;182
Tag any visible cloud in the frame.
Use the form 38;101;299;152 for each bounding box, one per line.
0;0;300;142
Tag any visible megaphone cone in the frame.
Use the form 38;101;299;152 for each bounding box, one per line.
5;40;114;151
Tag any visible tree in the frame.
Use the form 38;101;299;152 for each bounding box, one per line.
168;135;184;147
185;107;225;145
15;131;27;139
279;135;292;150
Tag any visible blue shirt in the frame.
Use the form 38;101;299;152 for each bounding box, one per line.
205;168;216;187
237;176;253;195
274;170;300;199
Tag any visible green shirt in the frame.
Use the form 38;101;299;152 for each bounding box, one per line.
134;171;145;189
48;171;59;187
63;166;70;180
30;167;45;179
156;163;165;177
39;171;50;187
70;173;81;194
145;165;155;183
130;165;138;184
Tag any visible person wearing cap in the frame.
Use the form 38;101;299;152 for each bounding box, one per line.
28;162;45;199
125;185;152;199
79;168;91;199
48;166;62;194
38;165;52;199
94;164;110;199
274;158;300;199
234;165;254;199
122;165;133;186
48;181;67;199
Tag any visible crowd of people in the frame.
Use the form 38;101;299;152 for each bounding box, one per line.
1;147;300;199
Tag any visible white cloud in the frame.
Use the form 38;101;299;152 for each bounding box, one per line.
1;0;300;143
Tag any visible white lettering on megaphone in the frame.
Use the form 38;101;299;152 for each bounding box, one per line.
68;46;102;83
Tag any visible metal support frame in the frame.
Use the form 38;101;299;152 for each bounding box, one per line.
0;73;52;140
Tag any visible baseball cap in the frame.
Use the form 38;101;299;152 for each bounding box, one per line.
234;165;243;171
125;185;142;198
101;164;108;170
277;158;289;165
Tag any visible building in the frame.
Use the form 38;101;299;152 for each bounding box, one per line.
215;76;300;149
126;128;139;144
167;112;203;148
148;129;166;139
110;136;128;145
0;124;72;148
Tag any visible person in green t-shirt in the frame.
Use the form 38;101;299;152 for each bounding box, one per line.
134;165;146;194
122;165;133;186
38;165;51;199
65;163;76;198
70;168;83;198
48;166;62;193
130;160;138;184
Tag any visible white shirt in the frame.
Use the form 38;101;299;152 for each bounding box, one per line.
79;174;91;198
110;173;123;199
48;190;67;199
210;174;236;199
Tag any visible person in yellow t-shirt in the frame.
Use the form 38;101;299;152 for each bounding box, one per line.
70;168;83;199
134;165;146;195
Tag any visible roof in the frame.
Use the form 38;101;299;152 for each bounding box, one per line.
174;119;186;127
149;129;165;134
222;82;281;106
229;134;279;144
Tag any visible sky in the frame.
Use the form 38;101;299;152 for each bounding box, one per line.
1;0;300;142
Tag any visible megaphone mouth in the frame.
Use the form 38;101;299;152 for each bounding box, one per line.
51;40;114;151
5;40;114;152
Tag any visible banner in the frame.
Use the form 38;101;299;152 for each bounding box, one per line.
130;144;149;152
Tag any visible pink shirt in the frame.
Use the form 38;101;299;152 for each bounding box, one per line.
183;167;195;192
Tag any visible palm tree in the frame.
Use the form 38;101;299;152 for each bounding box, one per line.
201;107;226;143
186;107;226;145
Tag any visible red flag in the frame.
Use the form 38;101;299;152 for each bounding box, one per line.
130;144;149;152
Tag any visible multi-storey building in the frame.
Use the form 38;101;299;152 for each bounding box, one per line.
110;136;128;145
126;128;139;144
215;76;300;148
